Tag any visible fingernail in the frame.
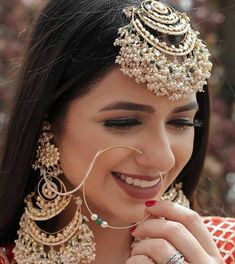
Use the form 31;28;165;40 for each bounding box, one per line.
145;200;157;207
129;225;137;233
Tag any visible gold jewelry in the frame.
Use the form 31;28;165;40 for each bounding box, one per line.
161;182;190;208
13;122;189;263
13;122;96;264
114;0;212;100
82;145;154;230
81;146;190;228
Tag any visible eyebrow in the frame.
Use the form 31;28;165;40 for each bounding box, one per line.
99;101;155;113
173;101;199;113
99;101;199;113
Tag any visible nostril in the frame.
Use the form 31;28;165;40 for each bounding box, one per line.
135;148;175;172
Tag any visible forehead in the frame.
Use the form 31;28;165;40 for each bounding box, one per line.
70;67;198;113
69;67;197;117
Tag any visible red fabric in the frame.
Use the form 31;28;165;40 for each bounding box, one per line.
203;217;235;264
0;245;14;264
0;217;234;263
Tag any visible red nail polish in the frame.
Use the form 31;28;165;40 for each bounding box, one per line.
129;225;137;233
145;200;157;207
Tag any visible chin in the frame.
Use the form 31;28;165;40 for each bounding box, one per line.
106;202;147;227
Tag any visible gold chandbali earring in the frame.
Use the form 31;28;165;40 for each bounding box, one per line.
161;182;190;208
13;122;96;264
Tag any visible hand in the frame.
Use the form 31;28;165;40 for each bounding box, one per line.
126;201;223;264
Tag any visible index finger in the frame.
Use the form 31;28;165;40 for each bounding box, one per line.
144;200;221;258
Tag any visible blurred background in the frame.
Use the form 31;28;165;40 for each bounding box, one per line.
0;0;234;216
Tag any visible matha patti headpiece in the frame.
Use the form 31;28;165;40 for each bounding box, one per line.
114;0;213;100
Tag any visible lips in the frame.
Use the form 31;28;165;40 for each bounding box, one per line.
111;171;162;199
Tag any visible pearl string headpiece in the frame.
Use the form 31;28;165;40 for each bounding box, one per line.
114;0;213;100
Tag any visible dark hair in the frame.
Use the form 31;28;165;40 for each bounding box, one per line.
0;0;210;244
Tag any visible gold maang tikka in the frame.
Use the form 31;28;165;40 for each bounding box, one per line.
114;0;213;100
13;122;96;264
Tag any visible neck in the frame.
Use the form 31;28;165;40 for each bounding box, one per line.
55;199;134;264
90;221;133;264
83;203;133;264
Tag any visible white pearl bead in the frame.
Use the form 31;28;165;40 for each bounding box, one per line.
91;214;98;221
101;221;108;228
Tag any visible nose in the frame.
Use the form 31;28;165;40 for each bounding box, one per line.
135;128;175;173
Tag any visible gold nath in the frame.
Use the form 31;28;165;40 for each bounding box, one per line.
114;0;212;100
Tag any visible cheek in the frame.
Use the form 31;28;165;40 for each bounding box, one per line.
57;124;137;188
177;130;194;167
167;130;195;184
57;125;99;187
176;131;194;166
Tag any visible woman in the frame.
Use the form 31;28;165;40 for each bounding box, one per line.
0;0;234;263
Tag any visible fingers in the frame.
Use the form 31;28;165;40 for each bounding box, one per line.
125;254;155;264
131;218;208;263
144;200;221;258
128;201;222;263
131;238;179;264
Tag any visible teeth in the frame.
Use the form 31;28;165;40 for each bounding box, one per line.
120;174;160;188
120;175;125;180
133;178;141;186
141;181;150;188
125;177;134;184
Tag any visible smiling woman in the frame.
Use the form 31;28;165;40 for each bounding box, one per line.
56;69;198;226
0;0;234;264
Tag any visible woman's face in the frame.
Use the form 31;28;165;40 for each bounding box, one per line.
57;68;198;225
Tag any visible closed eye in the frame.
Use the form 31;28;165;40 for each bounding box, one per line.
168;119;203;130
103;117;142;130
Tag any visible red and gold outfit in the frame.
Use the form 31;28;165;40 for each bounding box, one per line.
1;217;234;264
203;217;235;264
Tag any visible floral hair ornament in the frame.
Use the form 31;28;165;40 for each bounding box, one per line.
114;0;213;100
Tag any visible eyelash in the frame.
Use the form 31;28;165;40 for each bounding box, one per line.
103;118;203;131
168;119;202;130
104;118;142;130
